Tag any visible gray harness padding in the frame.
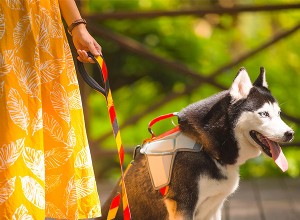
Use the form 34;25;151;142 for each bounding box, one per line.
140;131;202;190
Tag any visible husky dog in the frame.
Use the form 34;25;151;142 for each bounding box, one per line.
100;67;294;220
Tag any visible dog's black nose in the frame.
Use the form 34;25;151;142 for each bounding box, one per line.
284;130;294;142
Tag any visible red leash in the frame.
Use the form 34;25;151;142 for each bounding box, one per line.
77;55;131;220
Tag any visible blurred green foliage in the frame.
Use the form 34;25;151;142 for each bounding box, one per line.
79;0;300;180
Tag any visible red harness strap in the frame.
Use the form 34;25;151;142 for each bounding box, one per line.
148;112;178;138
159;185;169;196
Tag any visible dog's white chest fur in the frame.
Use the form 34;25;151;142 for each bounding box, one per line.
194;163;239;220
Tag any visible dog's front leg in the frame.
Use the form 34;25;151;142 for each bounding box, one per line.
206;201;223;220
210;208;222;220
164;199;193;220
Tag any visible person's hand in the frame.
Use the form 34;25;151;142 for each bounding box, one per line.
71;24;102;63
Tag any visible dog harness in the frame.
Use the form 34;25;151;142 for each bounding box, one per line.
140;113;202;191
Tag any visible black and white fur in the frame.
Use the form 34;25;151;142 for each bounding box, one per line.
100;67;294;220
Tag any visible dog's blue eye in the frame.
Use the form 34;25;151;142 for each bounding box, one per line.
259;111;269;117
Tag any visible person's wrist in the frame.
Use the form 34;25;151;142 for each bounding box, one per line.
67;18;87;36
70;23;87;36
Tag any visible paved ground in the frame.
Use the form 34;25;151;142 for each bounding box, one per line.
98;178;300;220
222;178;300;220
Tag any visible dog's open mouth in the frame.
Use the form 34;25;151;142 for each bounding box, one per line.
249;130;288;172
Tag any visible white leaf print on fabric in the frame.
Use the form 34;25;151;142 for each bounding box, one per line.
4;50;14;63
0;52;11;77
33;45;39;64
13;14;31;50
0;177;16;205
45;174;62;193
66;176;96;207
7;88;30;133
50;18;63;38
64;40;77;86
36;21;51;56
12;204;34;220
39;7;62;38
88;204;101;218
0;9;4;40
2;50;14;74
49;0;60;20
50;82;70;124
75;146;92;169
23;147;45;181
43;113;64;143
40;59;64;84
45;146;73;170
31;108;43;136
0;138;25;172
65;176;78;207
68;89;82;110
45;202;67;219
28;0;39;4
34;9;53;57
5;0;24;10
13;57;40;99
74;210;79;220
20;176;45;209
0;81;4;98
75;177;95;198
67;127;76;147
64;176;77;208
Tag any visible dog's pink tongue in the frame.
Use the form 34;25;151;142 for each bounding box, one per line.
269;141;288;172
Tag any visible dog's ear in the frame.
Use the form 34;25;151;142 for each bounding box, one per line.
230;67;253;100
253;67;268;88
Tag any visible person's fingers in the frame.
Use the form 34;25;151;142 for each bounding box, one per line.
77;49;96;63
78;50;88;60
87;57;95;63
77;55;83;62
79;49;88;57
77;50;88;63
87;40;101;56
93;41;102;55
77;50;84;60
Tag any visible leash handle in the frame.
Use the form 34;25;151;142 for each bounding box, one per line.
77;54;131;220
76;54;107;95
148;112;178;137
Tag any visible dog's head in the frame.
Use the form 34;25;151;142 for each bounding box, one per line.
178;67;294;171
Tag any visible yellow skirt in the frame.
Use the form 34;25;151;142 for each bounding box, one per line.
0;1;101;219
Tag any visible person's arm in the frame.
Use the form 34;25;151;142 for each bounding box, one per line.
58;0;82;26
58;0;102;63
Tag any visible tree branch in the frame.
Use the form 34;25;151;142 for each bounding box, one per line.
208;23;300;79
84;3;300;21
